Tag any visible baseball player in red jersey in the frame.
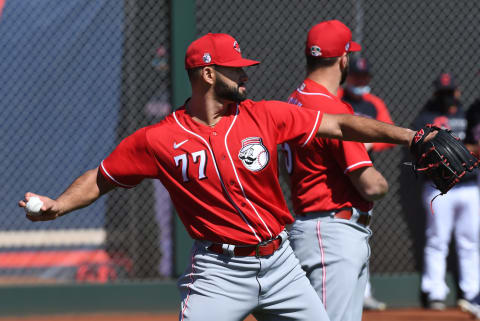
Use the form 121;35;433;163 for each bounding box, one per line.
19;32;415;321
283;20;388;321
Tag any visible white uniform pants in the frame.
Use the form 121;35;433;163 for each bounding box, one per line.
421;181;480;301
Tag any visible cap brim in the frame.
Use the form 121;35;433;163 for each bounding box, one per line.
217;58;260;67
348;41;362;52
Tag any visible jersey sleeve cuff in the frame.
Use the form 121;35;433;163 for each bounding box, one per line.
343;161;373;174
99;161;137;188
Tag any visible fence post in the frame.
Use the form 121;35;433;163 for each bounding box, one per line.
170;0;196;276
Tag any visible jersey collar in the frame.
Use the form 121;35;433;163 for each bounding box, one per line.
175;101;237;135
302;78;340;101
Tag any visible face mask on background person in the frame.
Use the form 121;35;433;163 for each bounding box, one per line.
346;84;371;96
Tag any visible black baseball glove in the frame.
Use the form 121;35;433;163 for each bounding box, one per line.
410;124;479;194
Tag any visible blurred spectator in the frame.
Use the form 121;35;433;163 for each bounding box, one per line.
340;56;395;153
339;56;393;311
412;73;479;311
457;95;480;318
464;96;480;157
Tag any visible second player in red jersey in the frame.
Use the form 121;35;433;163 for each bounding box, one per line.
285;78;374;214
285;20;389;321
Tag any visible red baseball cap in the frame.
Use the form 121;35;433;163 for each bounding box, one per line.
306;20;361;58
434;73;457;91
185;33;260;69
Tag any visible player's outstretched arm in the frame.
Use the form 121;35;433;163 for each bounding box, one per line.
318;113;416;146
18;167;116;222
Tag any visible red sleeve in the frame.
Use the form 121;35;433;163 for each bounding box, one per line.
364;94;395;152
328;139;373;173
99;127;158;188
263;100;322;146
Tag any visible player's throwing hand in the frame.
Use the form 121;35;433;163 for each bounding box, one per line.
18;192;59;221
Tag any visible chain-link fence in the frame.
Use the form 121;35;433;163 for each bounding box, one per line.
195;0;480;274
1;0;172;283
2;0;480;285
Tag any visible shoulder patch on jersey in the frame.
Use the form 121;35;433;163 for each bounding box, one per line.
238;137;270;172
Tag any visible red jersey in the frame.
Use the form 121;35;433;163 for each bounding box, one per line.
100;99;322;245
284;78;373;213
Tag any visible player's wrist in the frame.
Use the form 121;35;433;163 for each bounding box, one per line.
50;198;67;218
407;129;417;148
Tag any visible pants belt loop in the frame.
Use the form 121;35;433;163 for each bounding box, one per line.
222;244;235;256
279;229;288;244
351;207;361;222
351;207;372;227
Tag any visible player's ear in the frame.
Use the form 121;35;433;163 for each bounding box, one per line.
201;66;216;85
340;54;348;69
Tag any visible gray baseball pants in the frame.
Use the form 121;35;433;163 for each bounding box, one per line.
177;231;330;321
289;210;372;321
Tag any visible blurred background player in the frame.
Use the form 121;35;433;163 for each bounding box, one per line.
339;56;393;310
412;73;480;311
284;20;389;321
340;56;394;153
464;95;480;158
457;93;480;318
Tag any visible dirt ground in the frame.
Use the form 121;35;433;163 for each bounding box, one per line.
0;308;475;321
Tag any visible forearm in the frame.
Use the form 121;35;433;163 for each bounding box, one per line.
56;167;114;216
319;113;415;146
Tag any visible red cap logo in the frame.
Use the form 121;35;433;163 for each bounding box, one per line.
233;41;241;53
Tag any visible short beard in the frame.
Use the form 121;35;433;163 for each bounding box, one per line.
340;64;349;86
214;75;247;103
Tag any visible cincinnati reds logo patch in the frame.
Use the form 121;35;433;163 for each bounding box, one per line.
203;53;212;63
310;45;322;57
238;137;270;172
414;129;424;143
233;41;241;53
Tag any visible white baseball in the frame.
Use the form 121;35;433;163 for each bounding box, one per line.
25;196;44;215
